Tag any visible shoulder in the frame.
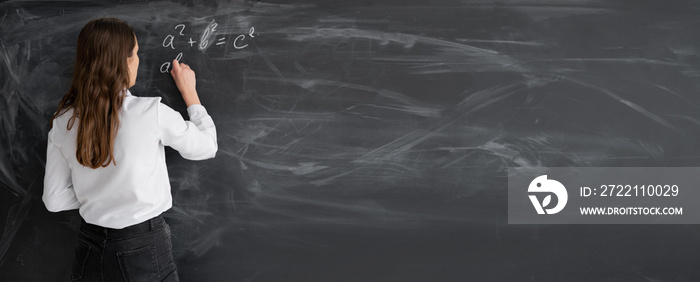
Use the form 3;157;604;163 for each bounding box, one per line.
123;95;181;119
119;95;166;132
52;108;73;123
49;108;74;145
123;95;162;111
51;108;74;131
122;95;185;129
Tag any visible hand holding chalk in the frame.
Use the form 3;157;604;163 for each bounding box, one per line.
170;59;201;106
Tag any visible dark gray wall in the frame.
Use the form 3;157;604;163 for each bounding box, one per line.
2;0;700;281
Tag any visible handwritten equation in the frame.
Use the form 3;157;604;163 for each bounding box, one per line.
159;19;256;73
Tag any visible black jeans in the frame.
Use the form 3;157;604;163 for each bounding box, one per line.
72;214;179;282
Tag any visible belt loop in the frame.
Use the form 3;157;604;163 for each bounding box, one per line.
149;218;156;231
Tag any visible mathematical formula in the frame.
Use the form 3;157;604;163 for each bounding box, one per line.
159;20;256;73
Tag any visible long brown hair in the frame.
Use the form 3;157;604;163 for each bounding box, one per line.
51;18;135;168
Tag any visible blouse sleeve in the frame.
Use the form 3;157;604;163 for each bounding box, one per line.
158;103;218;160
43;126;81;212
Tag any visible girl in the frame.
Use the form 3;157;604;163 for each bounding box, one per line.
43;17;217;281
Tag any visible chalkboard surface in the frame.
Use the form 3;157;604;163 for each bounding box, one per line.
2;0;700;281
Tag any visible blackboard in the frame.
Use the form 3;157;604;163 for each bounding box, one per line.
2;0;700;281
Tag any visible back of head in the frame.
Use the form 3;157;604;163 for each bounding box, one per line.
52;17;136;169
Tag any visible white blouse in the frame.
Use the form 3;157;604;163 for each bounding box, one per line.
43;90;217;229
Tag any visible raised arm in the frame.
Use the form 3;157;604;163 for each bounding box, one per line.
159;60;217;160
